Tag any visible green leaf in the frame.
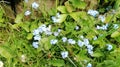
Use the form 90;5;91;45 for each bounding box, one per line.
111;31;120;38
0;46;15;59
40;36;54;50
96;60;117;67
27;33;33;40
65;1;75;13
114;0;120;9
29;21;38;32
70;11;87;21
91;52;103;57
0;8;4;19
12;23;21;29
105;14;113;23
58;14;68;23
15;14;23;23
49;59;65;66
65;22;76;33
69;0;87;9
20;22;30;32
57;6;67;13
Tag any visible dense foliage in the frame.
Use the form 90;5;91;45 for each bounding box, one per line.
0;0;120;67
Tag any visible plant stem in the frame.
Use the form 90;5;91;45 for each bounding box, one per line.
68;57;77;67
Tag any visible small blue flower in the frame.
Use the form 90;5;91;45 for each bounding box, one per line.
86;63;92;67
53;32;59;36
32;42;39;48
113;24;119;29
50;39;58;45
96;24;108;30
32;2;39;9
33;29;39;35
98;15;106;22
87;9;99;17
34;35;41;41
87;49;93;55
24;10;31;16
68;39;76;44
51;13;61;23
45;31;52;35
61;51;68;59
87;45;93;50
78;40;84;47
62;37;67;42
87;45;94;55
40;24;47;32
107;44;113;51
83;38;89;46
51;16;60;23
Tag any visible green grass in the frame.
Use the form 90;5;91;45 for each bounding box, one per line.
0;0;120;67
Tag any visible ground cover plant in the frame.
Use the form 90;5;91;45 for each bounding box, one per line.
0;0;120;67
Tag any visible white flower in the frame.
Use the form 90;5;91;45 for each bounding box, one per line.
83;38;89;46
113;24;119;29
47;25;52;31
62;37;67;42
87;9;99;17
34;35;41;41
50;39;58;45
75;26;79;30
96;25;102;30
53;32;59;36
24;10;31;16
32;2;39;9
78;40;84;47
98;15;106;22
0;61;4;67
107;44;113;51
87;63;92;67
51;13;61;23
21;55;27;62
33;29;39;35
32;42;39;48
61;51;68;59
68;39;76;44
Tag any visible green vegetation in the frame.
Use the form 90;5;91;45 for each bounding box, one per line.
0;0;120;67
